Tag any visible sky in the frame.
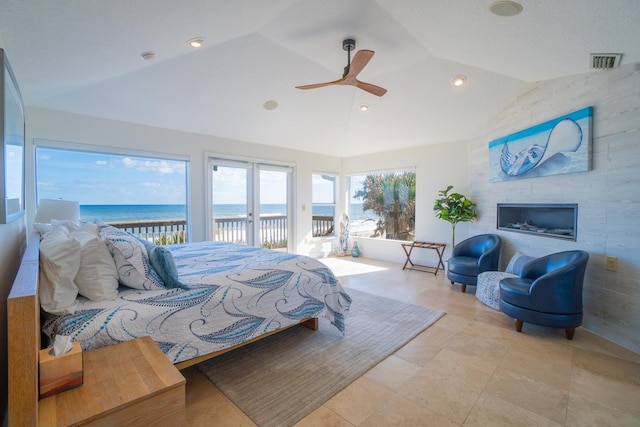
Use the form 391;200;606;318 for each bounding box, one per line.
36;148;188;205
36;148;338;206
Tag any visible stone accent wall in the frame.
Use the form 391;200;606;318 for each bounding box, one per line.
468;63;640;352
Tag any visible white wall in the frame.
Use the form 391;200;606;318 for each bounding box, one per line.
468;62;640;353
342;141;470;266
24;107;342;254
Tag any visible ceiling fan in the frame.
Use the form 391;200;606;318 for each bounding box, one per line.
296;39;387;97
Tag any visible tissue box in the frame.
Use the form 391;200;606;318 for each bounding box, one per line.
39;341;84;398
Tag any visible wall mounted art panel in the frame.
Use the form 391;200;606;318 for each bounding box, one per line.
488;106;592;182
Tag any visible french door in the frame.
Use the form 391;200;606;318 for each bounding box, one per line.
208;158;293;251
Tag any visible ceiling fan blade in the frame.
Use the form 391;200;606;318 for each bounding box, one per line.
296;77;346;90
352;80;387;96
345;50;375;78
354;80;387;97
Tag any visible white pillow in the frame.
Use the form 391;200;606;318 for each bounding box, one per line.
34;219;80;237
51;219;80;232
39;227;81;315
98;223;165;290
71;227;119;301
33;222;53;236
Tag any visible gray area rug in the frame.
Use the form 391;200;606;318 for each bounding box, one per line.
197;288;445;427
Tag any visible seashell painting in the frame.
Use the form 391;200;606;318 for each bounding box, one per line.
488;107;592;182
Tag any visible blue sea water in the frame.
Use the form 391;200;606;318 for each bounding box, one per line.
80;204;187;222
80;204;376;222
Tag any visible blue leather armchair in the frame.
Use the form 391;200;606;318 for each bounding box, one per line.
499;250;589;340
447;234;501;293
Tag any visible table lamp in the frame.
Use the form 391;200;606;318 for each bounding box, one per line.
34;199;80;223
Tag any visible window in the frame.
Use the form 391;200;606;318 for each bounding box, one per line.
348;170;416;241
36;144;189;243
312;173;336;237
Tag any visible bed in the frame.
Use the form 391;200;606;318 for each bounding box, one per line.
42;239;352;366
7;224;351;425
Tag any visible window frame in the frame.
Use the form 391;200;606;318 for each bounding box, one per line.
34;139;191;238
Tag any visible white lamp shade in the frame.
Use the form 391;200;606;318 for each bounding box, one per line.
35;199;80;223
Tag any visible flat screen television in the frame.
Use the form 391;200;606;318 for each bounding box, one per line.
1;47;25;224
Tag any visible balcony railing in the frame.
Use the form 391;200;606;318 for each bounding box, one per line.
212;215;288;247
312;215;334;237
109;220;188;244
110;215;335;245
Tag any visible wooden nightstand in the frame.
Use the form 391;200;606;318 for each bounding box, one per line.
38;336;186;426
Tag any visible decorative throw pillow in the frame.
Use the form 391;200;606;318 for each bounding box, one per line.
71;225;119;301
39;227;81;315
97;222;165;290
505;251;535;275
148;246;188;289
135;237;186;289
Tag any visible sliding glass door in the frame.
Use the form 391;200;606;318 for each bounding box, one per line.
209;158;293;251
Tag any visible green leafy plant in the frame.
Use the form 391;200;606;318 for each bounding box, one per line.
261;239;287;250
433;185;478;248
154;231;188;245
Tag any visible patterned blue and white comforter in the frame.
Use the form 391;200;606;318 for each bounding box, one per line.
42;241;352;363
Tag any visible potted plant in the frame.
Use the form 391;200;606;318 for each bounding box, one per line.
433;185;478;248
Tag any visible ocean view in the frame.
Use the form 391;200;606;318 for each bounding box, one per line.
80;204;378;223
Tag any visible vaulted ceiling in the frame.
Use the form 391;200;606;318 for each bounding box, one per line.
1;0;639;157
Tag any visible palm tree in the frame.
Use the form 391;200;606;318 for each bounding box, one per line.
354;172;416;240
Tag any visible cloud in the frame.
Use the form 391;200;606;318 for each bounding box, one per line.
120;157;184;175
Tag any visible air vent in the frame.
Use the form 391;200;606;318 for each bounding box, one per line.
590;54;622;69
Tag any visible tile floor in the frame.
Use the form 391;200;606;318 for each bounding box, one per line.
183;257;640;426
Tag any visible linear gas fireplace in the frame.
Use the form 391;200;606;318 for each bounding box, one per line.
497;203;578;241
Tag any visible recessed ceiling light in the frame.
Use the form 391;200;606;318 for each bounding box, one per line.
263;100;278;110
360;104;369;111
489;1;523;17
187;37;204;48
140;51;155;60
451;75;466;86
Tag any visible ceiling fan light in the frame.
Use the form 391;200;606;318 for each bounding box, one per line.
187;37;204;48
451;75;466;86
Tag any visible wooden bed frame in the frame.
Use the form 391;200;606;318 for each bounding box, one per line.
7;233;318;426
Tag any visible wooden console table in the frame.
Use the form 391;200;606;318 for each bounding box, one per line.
401;241;447;275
